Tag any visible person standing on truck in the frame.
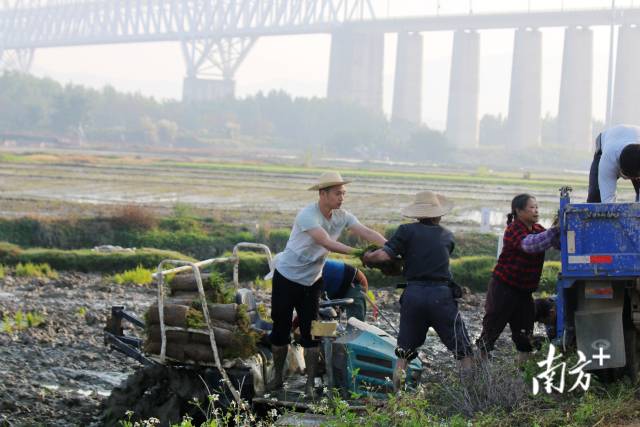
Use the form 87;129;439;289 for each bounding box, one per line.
363;190;474;392
321;259;369;322
476;194;560;366
588;124;640;203
268;171;386;397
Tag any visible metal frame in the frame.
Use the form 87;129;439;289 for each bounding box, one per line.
0;0;377;49
150;242;273;404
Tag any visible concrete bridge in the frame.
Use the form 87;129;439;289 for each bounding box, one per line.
2;0;640;148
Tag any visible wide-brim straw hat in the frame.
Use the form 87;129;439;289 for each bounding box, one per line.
401;190;453;218
307;171;351;191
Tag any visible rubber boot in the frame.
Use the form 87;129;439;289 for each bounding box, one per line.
393;358;408;393
267;344;288;391
304;347;321;399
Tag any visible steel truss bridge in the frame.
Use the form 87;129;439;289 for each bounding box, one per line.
0;0;379;79
2;1;640;94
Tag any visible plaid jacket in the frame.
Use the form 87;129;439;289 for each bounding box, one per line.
493;220;546;291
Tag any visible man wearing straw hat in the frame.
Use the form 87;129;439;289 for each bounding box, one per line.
364;190;474;391
268;171;386;397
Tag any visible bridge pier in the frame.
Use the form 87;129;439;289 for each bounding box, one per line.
558;27;593;149
507;28;542;148
181;37;256;102
182;78;235;102
327;30;384;112
392;32;423;124
446;29;480;147
612;26;640;126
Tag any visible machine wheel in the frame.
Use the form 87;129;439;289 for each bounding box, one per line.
102;365;211;427
624;326;640;383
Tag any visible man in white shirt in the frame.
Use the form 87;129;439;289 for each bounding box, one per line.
588;124;640;203
268;171;386;397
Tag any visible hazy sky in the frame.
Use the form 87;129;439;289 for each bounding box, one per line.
29;0;633;130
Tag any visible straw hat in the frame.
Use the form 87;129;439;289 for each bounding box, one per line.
401;190;453;218
307;171;351;191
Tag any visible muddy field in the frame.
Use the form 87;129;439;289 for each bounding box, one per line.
0;270;540;426
0;150;596;425
0;156;600;232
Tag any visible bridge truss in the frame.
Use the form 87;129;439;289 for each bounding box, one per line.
0;0;378;77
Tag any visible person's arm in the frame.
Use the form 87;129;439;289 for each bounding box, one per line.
348;223;387;246
306;227;356;255
363;224;406;265
363;248;391;265
520;227;560;254
598;151;619;203
354;269;368;292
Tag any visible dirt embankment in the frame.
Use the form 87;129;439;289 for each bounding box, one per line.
0;273;500;426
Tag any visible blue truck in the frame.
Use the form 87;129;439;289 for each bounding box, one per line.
556;187;640;380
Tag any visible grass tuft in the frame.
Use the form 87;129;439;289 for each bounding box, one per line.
2;310;45;333
113;265;153;285
14;262;58;279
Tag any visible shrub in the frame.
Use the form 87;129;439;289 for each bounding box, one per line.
137;229;213;258
450;256;495;292
213;250;272;283
0;264;4;280
453;232;499;258
113;265;153;285
112;204;157;231
14;262;58;279
265;228;290;252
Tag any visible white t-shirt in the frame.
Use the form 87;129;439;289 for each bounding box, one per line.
275;202;360;286
599;124;640;203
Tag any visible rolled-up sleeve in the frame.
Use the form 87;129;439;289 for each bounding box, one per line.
383;225;408;258
521;227;560;253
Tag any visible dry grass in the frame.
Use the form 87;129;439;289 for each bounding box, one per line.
112;204;158;230
434;355;528;417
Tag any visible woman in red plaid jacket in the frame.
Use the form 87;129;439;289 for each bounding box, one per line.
476;193;560;365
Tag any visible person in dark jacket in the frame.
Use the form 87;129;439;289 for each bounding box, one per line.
476;194;560;365
364;190;473;391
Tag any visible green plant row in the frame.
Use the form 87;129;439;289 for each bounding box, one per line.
0;242;193;273
14;262;59;279
215;251;561;293
0;241;561;293
0;215;503;262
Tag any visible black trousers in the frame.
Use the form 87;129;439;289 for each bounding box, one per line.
476;279;535;353
397;283;473;360
588;133;640;202
269;269;322;348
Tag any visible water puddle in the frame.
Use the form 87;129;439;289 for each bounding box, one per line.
42;383;111;398
50;367;129;387
39;368;129;399
0;292;14;300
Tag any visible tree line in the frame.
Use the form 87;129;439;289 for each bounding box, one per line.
0;71;594;168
